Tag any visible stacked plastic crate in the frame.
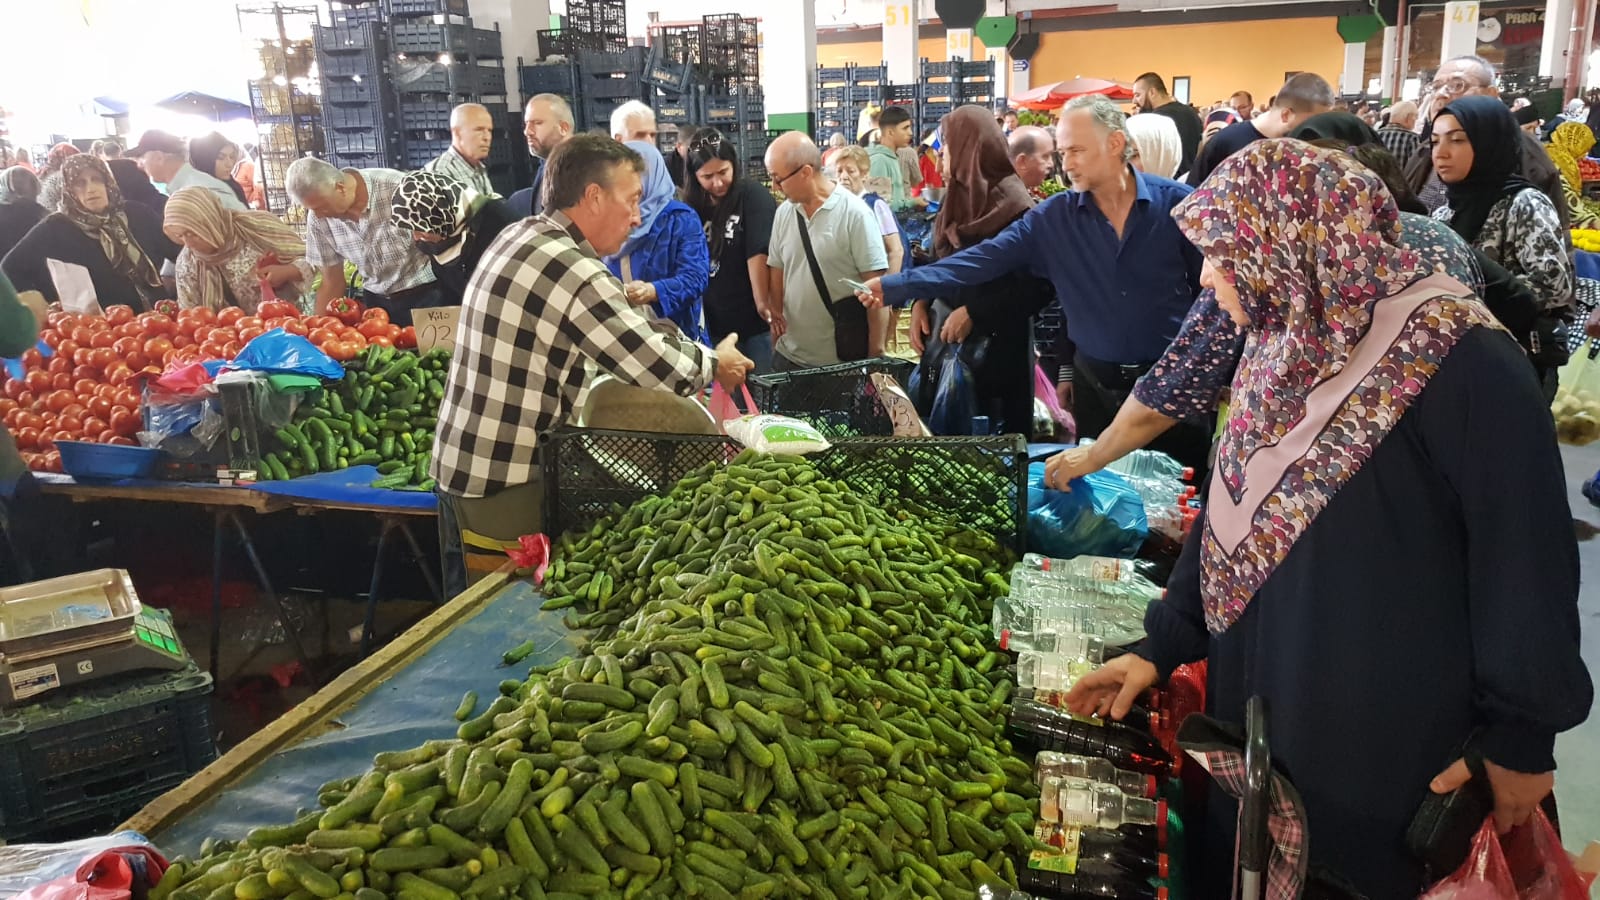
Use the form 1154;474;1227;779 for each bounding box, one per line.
917;57;995;135
239;3;324;222
540;0;628;57
814;64;886;146
313;15;398;170
576;46;651;135
387;12;509;180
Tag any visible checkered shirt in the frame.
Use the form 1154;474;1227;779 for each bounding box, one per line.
431;211;718;498
304;168;435;296
427;146;497;198
1378;124;1425;170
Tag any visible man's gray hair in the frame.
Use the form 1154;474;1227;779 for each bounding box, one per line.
285;156;344;203
610;100;655;139
1063;94;1134;162
529;93;574;129
1445;54;1499;89
544;133;645;211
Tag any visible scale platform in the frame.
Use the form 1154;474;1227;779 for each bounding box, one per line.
0;569;189;706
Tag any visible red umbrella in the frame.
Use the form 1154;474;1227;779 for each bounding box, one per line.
1012;78;1134;111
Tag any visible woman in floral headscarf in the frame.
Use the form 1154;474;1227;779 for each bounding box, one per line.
2;155;176;310
1545;120;1600;228
35;142;80;214
163;187;311;312
1065;140;1590;899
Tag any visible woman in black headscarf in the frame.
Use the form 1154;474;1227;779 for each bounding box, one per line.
189;132;249;208
1431;95;1573;318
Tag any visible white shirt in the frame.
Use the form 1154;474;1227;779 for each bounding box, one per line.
768;185;889;368
164;163;247;212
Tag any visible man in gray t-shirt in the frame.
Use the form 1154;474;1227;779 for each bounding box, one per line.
764;132;889;369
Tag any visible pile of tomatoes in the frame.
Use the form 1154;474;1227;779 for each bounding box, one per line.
4;300;418;473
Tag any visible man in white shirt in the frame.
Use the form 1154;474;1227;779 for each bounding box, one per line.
427;103;496;197
763;132;888;370
286;157;440;325
126;130;246;211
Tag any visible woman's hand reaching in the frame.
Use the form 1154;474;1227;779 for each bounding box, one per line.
1062;654;1160;722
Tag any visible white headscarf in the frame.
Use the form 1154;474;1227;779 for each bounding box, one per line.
1126;113;1182;180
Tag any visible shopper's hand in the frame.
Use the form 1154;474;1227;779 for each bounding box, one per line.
257;263;301;288
855;278;886;310
1063;654;1160;722
767;305;787;341
1431;758;1554;835
1585;305;1600;339
714;333;755;391
1056;380;1075;412
1042;445;1097;491
940;306;973;344
909;301;932;355
623;281;657;306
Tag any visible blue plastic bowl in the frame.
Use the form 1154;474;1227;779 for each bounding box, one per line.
54;441;160;481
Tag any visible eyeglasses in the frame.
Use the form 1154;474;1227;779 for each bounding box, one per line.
1430;75;1489;96
772;164;809;187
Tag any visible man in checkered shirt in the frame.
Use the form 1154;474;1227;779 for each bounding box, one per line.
431;134;755;595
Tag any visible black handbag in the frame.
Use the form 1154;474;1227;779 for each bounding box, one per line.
1405;740;1494;883
795;211;869;362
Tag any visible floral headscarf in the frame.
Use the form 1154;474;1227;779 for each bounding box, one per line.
164;186;308;312
1547;121;1597;194
58;154;164;307
1173;139;1501;634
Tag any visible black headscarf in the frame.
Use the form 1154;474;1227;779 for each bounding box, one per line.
1437;95;1536;243
1287;111;1381;146
188;132;249;207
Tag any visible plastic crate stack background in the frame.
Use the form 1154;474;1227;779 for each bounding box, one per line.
700;13;758;94
814;64;886;144
239;3;325;224
917;57;995;135
314;17;398;170
576;46;652;136
564;0;628;53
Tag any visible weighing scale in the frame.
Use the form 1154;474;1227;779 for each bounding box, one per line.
0;569;190;706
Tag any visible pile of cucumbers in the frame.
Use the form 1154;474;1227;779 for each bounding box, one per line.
255;345;449;491
151;450;1038;900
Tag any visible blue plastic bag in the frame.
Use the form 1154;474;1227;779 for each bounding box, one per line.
1027;462;1150;559
225;328;344;380
910;339;984;435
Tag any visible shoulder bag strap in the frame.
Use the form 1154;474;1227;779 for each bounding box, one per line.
794;210;838;314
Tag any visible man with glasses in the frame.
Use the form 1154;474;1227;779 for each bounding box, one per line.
764;132;888;370
1407;55;1565;225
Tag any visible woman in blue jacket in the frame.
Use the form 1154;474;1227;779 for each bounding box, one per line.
605;142;710;344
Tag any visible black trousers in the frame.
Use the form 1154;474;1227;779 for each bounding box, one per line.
1072;351;1214;480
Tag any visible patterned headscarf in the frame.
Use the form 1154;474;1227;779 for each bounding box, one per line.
164;186;308;311
1547;121;1597;195
390;170;483;265
1173;139;1500;634
58;154;164;307
41;142;79;179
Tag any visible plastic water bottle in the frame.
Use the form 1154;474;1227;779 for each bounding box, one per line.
1017;556;1163;598
1036;751;1157;799
992;596;1147;649
1045;774;1163;829
1015;642;1106;699
1083;443;1194;483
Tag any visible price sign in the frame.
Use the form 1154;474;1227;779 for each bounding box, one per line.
415;306;461;356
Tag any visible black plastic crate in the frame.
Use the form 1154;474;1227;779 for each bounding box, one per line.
816;66;852;85
585;72;650;102
920;101;953;122
317;49;379;79
0;666;215;841
884;83;919;103
329;129;387;156
567;0;627;36
848;64;887;84
404;137;453;168
329;3;383;26
392;60;505;95
385;0;469;16
325;103;378;130
747;358;915;437
958;59;993;78
399;98;452;130
653;91;701;125
322;77;378;105
538;29;624;58
390;22;504;59
541;428;1027;553
644;43;695;92
652;27;703;69
519;59;578;96
579;46;648;77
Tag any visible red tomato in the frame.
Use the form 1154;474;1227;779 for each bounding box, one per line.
72;378;98;397
69;348;92;368
309;328;341;346
124;351;148;371
258;300;299;319
2;409;19;429
0;398;15;417
104;305;135;326
70;326;96;346
220;341;242;359
20;347;42;370
394;326;418;349
323;340;357;362
280;319;309;337
56;414;83;434
51;429;76;445
139;313;177;336
1;379;22;401
72;365;100;382
43;450;62;473
217;307;246;327
54;337;78;358
103;363;135;385
368;335;394;348
46;311;74;329
171;334;194;349
90;331;116;350
50;373;73;391
361;307;390;325
109;409;140;437
89;348;116;370
237;327;264;344
115;322;142;340
111;337;140;357
205;327;235;345
96;429;118;444
38;329;61;349
357;319;390;339
15;411;43;431
13;427;39;450
143;336;173;358
86;396;112;419
106;436;136;447
81;416;108;437
306;316;340;331
94;384;118;401
197;342;226;361
345;332;368;351
237;316;264;332
24;370;52;394
183;307;217;326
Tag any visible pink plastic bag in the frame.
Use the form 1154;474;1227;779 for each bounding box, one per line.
708;382;759;434
1421;811;1588;900
1035;364;1075;442
258;277;276;311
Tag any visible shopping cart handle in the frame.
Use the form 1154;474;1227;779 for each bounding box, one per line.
1239;696;1273;887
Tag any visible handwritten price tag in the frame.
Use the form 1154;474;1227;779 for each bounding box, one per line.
415;306;461;356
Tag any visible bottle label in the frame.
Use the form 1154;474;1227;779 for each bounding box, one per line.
1028;821;1082;874
1069;712;1106;727
1088;559;1124;582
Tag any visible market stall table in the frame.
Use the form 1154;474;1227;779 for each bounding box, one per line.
121;570;564;857
34;468;441;679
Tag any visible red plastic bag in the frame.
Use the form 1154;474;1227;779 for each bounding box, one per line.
507;533;551;584
708;382;759;434
1421;811;1588;900
15;846;168;900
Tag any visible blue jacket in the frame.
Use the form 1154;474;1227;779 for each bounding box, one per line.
605;200;710;344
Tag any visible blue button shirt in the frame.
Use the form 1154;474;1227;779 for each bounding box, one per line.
883;169;1202;364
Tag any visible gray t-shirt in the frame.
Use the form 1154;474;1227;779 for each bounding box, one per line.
769;186;889;367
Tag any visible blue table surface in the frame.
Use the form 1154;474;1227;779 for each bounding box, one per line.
37;465;436;512
155;579;573;857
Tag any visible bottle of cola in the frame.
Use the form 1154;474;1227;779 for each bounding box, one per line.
1017;865;1168;900
1008;699;1173;775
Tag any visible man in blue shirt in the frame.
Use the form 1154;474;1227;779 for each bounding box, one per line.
860;94;1210;470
